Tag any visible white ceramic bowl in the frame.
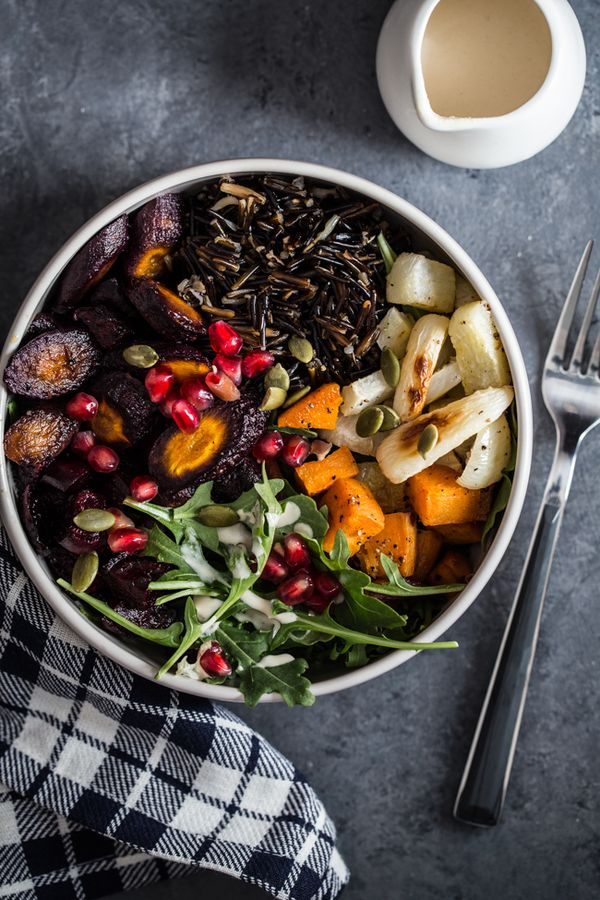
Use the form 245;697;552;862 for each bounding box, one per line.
0;159;533;703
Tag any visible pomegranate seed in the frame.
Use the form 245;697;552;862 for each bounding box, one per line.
252;431;284;462
208;320;243;357
281;434;310;467
242;349;275;379
277;569;314;606
71;430;96;458
172;398;199;433
305;592;330;614
214;353;242;385
283;532;311;570
261;550;289;583
199;640;233;677
107;507;134;530
130;476;159;502
313;571;342;600
205;369;240;401
66;392;98;421
160;389;180;417
145;364;175;403
87;444;119;474
180;377;214;411
108;527;148;554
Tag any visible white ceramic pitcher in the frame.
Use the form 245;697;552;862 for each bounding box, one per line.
376;0;586;169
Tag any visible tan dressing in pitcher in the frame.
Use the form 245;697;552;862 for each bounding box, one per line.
421;0;552;118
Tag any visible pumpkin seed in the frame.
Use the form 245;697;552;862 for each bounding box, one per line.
71;551;99;593
288;336;315;364
381;348;401;388
265;363;290;392
356;406;384;438
197;505;240;527
122;344;160;369
417;423;439;459
378;405;400;431
259;386;287;411
73;509;116;532
282;385;311;409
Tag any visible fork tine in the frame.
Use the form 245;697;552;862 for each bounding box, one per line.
545;240;593;369
571;267;600;371
589;329;600;376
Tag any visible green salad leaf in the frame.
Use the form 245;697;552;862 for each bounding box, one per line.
377;231;397;274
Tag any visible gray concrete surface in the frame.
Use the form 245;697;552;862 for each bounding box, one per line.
1;1;599;898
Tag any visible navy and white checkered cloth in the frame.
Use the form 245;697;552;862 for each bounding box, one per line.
0;529;349;899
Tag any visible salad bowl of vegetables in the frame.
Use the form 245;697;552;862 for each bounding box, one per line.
0;159;532;705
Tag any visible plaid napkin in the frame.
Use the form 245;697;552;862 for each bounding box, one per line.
0;529;348;899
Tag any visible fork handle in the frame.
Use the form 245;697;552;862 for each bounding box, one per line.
453;436;578;827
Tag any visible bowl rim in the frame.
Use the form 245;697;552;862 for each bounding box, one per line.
0;157;533;703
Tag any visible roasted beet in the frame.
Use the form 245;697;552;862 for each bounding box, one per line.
4;409;78;471
149;389;268;493
56;215;129;310
153;342;210;383
125;193;183;279
4;329;100;399
73;304;132;349
90;372;156;447
128;278;205;341
100;602;176;637
27;312;59;338
20;482;67;553
56;489;107;556
41;458;90;493
211;456;261;503
101;555;170;608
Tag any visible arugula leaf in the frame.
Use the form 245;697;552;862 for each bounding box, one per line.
57;579;184;648
157;596;203;678
345;644;370;668
376;554;462;596
276;494;328;542
123;497;183;541
482;473;512;543
286;606;458;651
274;426;318;439
143;525;192;569
238;660;315;708
172;482;214;520
217;624;314;707
377;231;397;274
217;621;271;662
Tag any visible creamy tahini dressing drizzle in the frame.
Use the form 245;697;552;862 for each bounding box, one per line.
217;524;253;549
181;543;222;584
241;590;297;625
256;653;295;669
194;595;223;621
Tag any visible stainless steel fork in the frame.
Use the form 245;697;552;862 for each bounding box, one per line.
454;241;600;827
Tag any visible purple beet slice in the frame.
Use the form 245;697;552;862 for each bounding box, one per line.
27;312;59;338
4;409;78;471
125;193;184;279
152;342;210;383
56;215;129;310
4;329;100;399
101;555;170;609
73;304;133;350
90;371;156;447
41;458;90;493
128;278;205;341
149;388;268;494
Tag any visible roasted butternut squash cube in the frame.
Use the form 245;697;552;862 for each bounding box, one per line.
357;512;417;578
322;477;385;556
